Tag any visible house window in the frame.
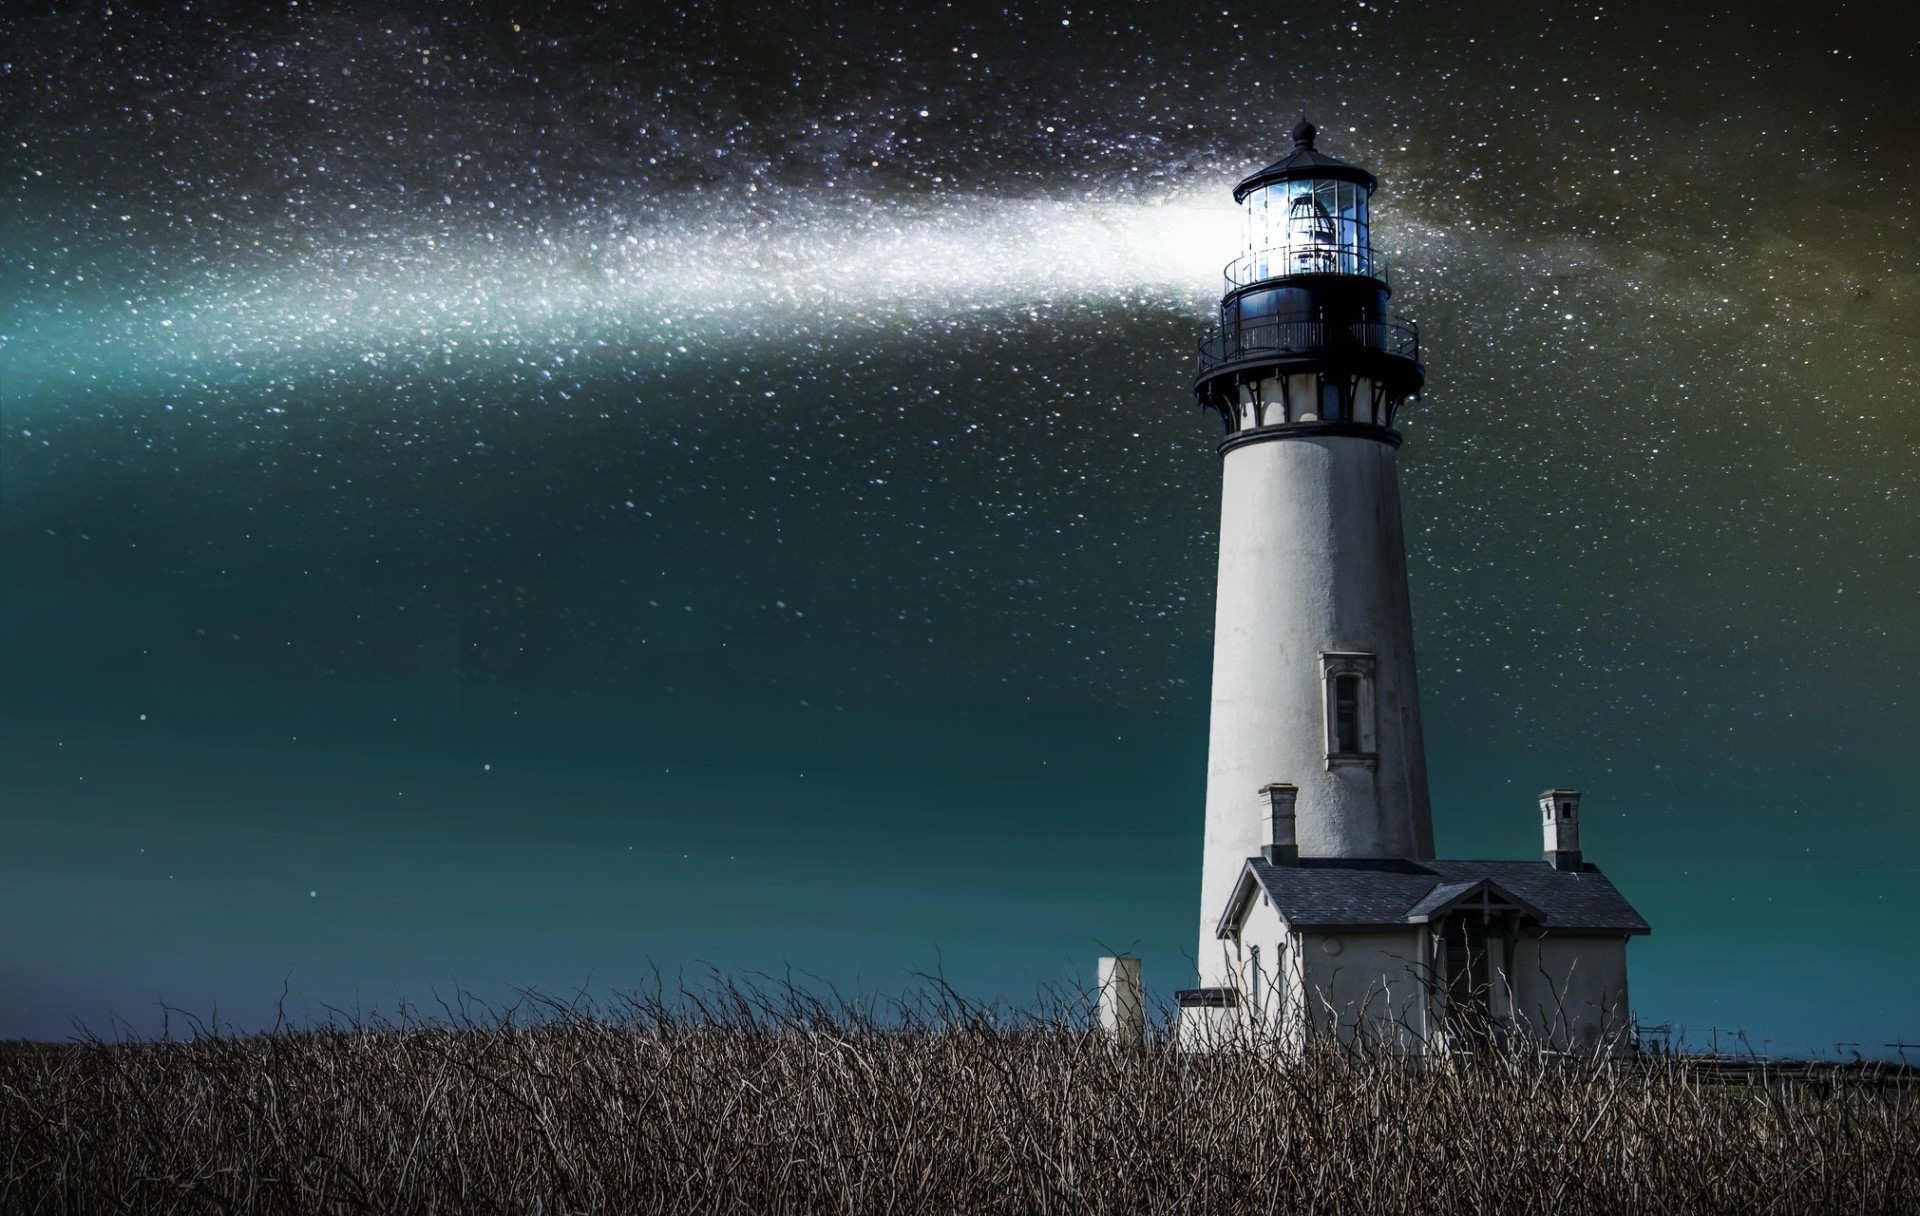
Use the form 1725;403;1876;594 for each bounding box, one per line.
1249;945;1263;1016
1321;652;1377;767
1270;940;1287;1020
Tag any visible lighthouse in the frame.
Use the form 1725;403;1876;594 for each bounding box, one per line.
1190;120;1432;961
1174;125;1648;1051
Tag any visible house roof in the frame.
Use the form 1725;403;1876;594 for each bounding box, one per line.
1217;857;1651;940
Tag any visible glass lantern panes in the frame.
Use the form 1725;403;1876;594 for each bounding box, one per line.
1242;178;1369;280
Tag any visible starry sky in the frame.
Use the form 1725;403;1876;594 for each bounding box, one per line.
3;0;1917;1055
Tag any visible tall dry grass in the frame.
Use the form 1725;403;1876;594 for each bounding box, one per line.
2;980;1914;1214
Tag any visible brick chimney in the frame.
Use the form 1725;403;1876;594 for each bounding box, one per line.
1260;783;1299;865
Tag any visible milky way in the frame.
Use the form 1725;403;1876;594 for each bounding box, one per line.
3;0;1917;1050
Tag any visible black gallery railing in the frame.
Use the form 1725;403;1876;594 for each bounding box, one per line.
1223;244;1392;290
1196;316;1421;377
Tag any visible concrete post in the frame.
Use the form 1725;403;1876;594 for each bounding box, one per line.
1098;956;1144;1046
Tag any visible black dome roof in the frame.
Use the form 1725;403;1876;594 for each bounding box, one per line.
1232;120;1378;202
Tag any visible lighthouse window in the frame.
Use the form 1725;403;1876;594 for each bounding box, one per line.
1332;675;1361;753
1319;377;1349;422
1321;652;1377;766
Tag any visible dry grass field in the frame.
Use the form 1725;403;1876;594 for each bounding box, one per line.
3;983;1915;1214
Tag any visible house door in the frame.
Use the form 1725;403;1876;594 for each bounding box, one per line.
1442;914;1492;1042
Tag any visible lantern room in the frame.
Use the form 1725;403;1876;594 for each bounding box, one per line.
1193;120;1422;437
1231;119;1378;285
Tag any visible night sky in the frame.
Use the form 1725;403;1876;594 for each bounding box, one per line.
4;0;1917;1056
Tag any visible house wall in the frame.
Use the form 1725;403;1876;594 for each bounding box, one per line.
1300;927;1430;1051
1175;1002;1243;1051
1505;934;1632;1052
1179;896;1296;1051
1215;902;1434;1053
1198;903;1635;1057
1233;894;1299;1047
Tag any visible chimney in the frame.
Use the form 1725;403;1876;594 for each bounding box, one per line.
1260;783;1299;865
1541;788;1583;870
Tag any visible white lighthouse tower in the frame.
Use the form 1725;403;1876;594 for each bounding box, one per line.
1189;121;1431;968
1173;125;1647;1051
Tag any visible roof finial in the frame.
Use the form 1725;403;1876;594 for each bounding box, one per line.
1290;114;1317;149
